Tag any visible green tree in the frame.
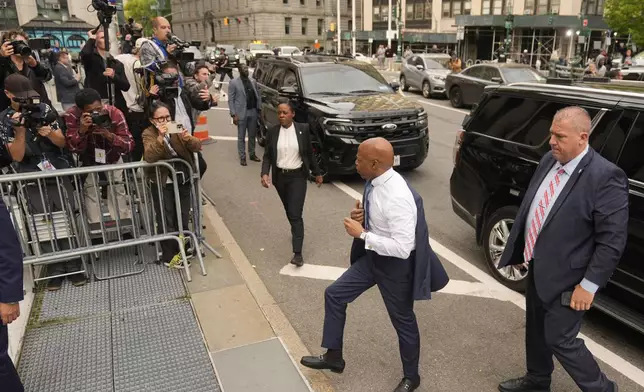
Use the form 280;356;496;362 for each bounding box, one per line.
604;0;644;47
124;0;171;36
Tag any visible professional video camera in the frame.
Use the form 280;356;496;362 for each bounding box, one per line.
9;97;58;129
125;19;143;41
154;72;180;99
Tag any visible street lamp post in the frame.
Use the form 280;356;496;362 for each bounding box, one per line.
351;0;356;55
337;0;341;54
387;0;392;48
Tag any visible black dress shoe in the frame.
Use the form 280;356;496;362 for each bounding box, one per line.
498;377;550;392
300;353;345;373
249;155;261;162
290;254;304;267
393;377;420;392
240;158;247;166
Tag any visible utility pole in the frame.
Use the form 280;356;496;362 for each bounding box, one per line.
387;0;392;47
351;0;356;55
337;0;341;54
396;0;402;60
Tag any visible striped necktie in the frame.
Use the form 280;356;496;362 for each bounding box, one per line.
363;181;374;230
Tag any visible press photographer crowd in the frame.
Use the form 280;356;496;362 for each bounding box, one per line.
0;16;224;292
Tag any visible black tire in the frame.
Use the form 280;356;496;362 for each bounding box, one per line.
449;86;464;108
422;81;431;98
482;205;527;292
400;75;410;91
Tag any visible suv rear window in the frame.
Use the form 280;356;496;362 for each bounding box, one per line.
468;94;599;149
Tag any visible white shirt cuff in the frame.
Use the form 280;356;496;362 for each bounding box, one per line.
580;278;599;294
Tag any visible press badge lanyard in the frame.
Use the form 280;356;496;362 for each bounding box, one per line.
92;130;108;164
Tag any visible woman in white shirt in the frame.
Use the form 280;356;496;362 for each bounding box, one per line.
260;101;323;266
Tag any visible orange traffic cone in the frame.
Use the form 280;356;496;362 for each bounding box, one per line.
194;113;215;145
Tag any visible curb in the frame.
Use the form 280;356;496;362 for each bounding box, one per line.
203;204;336;392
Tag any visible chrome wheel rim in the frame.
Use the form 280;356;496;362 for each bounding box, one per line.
423;82;429;97
400;77;406;89
488;218;528;281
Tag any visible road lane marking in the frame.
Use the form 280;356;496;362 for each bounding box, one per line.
280;263;503;300
210;136;240;141
330;181;644;387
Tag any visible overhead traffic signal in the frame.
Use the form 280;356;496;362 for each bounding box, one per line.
224;17;229;25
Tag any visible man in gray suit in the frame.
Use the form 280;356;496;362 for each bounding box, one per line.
497;106;627;392
52;50;81;111
228;64;261;166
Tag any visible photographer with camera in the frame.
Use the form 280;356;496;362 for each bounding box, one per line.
64;88;134;228
122;18;143;55
184;63;218;124
0;29;52;112
0;74;86;291
80;28;129;110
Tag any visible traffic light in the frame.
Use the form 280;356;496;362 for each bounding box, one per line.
236;17;242;24
330;22;336;32
224;17;229;26
548;16;553;25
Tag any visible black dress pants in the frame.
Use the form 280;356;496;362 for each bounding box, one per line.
526;270;612;392
274;169;307;254
0;324;23;391
125;110;148;162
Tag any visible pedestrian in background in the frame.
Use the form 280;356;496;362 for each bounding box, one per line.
385;46;394;71
260;101;323;267
0;197;25;391
229;64;261;166
377;45;385;70
52;49;82;111
448;53;462;73
300;137;449;392
497;107;627;392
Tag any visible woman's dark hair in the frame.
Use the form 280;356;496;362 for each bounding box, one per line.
277;98;294;113
74;88;102;109
148;100;172;119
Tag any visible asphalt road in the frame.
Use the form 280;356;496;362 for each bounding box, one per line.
200;76;644;391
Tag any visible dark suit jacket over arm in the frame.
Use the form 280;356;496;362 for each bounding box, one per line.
0;199;23;304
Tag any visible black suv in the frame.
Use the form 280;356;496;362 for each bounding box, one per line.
253;55;429;177
450;79;644;333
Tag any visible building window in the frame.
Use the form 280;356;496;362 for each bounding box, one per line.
414;2;423;19
425;0;433;19
300;0;305;4
581;0;603;15
443;0;469;17
537;0;547;14
525;0;562;15
348;0;351;9
285;17;292;34
348;20;353;30
406;3;414;20
482;0;505;15
317;18;324;35
283;0;288;4
302;18;308;34
316;0;321;5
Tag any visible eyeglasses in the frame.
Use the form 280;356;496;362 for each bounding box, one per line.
152;116;172;123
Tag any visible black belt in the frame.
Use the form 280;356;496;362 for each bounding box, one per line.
277;166;303;174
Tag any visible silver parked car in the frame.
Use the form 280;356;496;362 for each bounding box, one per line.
399;54;451;98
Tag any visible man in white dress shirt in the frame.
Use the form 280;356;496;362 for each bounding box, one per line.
301;137;434;392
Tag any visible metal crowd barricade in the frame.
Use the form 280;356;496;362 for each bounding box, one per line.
0;160;212;283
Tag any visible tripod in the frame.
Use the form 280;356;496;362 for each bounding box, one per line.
97;7;116;106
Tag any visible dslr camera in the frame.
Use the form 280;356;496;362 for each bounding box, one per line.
10;97;58;129
9;40;31;57
167;33;191;51
90;110;111;128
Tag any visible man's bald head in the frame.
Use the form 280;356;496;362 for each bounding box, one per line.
152;17;171;41
355;137;395;180
549;106;591;164
553;106;591;135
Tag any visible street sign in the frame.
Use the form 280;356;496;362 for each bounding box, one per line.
368;38;373;43
386;30;397;39
583;18;588;27
504;21;513;29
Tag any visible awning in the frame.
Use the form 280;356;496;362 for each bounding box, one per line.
22;15;94;30
455;15;609;30
326;30;457;44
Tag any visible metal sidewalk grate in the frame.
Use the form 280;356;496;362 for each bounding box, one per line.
109;262;185;311
18;314;113;392
112;300;220;392
39;279;110;322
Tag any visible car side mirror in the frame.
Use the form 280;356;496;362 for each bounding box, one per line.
389;81;400;91
278;86;298;96
416;64;425;71
491;77;503;83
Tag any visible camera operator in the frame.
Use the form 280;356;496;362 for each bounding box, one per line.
0;29;52;111
80;28;130;110
122;18;143;55
115;38;145;161
139;17;177;71
0;74;86;290
52;49;82;111
64;88;134;227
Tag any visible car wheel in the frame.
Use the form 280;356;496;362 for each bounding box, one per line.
422;81;431;98
257;119;267;147
400;75;410;91
450;86;465;108
482;205;528;292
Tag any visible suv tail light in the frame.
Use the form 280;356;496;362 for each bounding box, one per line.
453;130;464;166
